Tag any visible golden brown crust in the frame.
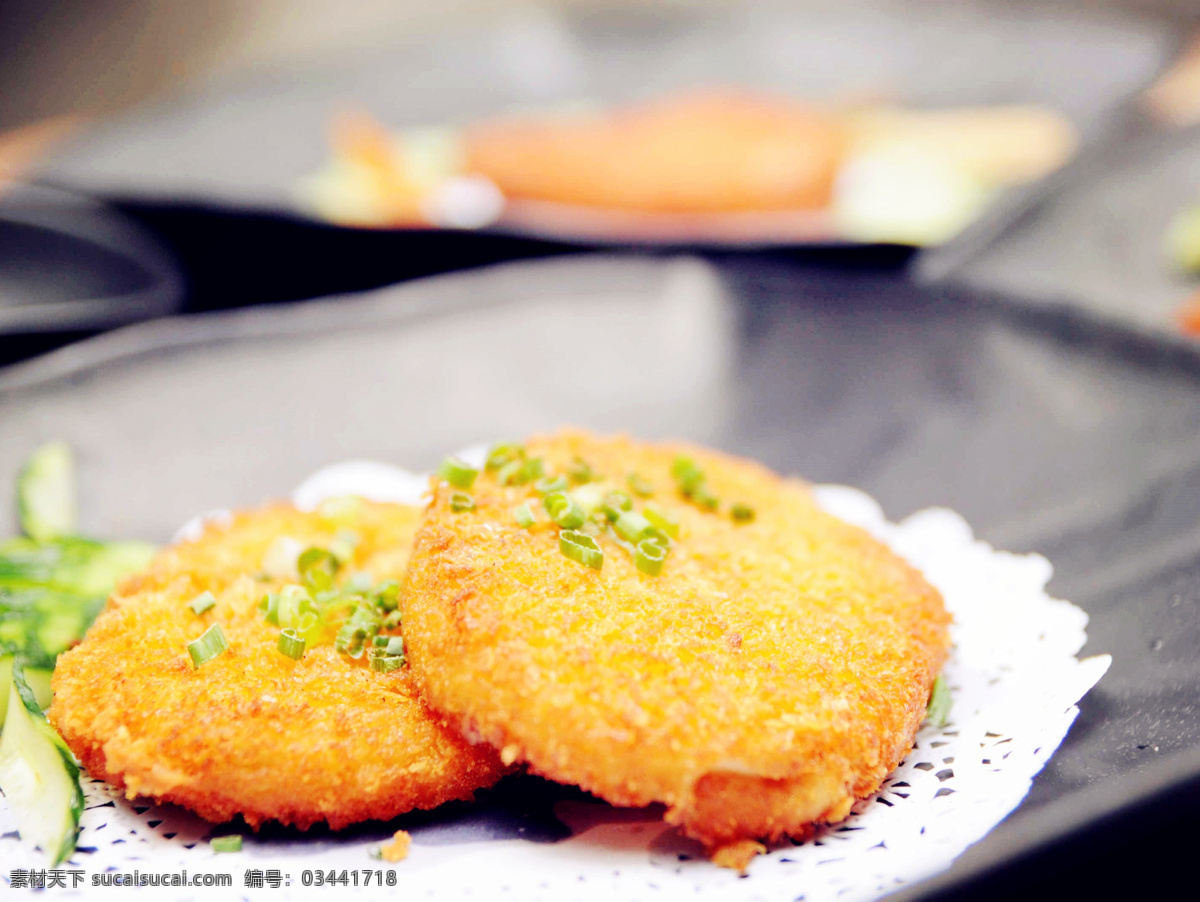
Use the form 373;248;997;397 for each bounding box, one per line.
463;91;844;213
401;430;950;853
50;502;508;830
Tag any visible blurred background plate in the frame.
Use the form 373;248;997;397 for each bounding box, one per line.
0;254;1198;898
28;0;1182;246
0;183;183;359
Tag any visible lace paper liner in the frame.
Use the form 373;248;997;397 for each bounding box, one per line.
2;462;1110;901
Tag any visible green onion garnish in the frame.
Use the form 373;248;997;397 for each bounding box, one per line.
731;503;756;523
259;592;280;625
643;503;680;538
600;491;633;522
449;492;476;513
635;538;668;576
614;510;653;544
486;442;525;470
516;457;545;485
627;473;655;497
278;628;306;660
335;599;382;659
513;502;536;529
535;475;568;496
188;591;216;616
298;547;339;592
373;634;390;647
370;652;406;673
439;457;479;490
188;624;228;668
382;610;403;630
672;456;706;495
383;635;405;656
543;492;585;529
210;835;242;853
926;674;952;728
692;485;719;511
372;580;400;611
568;457;597;484
496;459;523;486
559;530;603;570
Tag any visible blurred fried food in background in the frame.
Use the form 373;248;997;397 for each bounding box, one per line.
464;91;845;213
304;88;1078;246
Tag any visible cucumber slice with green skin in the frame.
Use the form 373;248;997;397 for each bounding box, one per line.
0;657;52;723
17;442;78;543
0;660;83;865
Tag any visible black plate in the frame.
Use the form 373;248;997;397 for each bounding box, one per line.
0;183;183;356
1;255;1197;897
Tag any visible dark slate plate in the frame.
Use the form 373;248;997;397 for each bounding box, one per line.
920;116;1200;348
1;255;1197;897
33;1;1177;245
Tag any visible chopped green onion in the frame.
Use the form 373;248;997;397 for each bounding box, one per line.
278;628;306;660
370;652;406;673
570;483;608;516
513;502;536;529
210;835;242;853
187;624;228;668
535;475;568;495
926;674;952;728
372;580;400;611
635;538;668;576
731;503;756;523
382;610;403;630
383;635;405;656
627;473;655;497
600;491;633;522
559;530;603;570
543;492;585;529
439;457;479;490
335;599;382;659
373;634;390;647
691;485;719;511
642;503;680;538
276;585;318;637
449;492;476;513
496;459;523;485
568;457;597;484
298;547;339;592
259;592;279;625
486;442;525;470
614;510;653;544
672;456;706;495
188;591;216;616
516;457;545;485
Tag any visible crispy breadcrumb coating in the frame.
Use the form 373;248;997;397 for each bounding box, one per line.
401;431;950;861
50;502;508;830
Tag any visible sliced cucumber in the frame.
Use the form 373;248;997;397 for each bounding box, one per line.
0;660;82;865
0;657;52;723
17;442;77;543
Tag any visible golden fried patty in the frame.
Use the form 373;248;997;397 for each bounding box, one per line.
401;431;950;858
463;91;844;213
50;502;508;830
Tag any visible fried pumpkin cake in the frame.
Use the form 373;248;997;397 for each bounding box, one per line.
50;502;508;830
401;431;950;866
463;91;844;213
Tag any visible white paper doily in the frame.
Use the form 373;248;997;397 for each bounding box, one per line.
1;460;1110;902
